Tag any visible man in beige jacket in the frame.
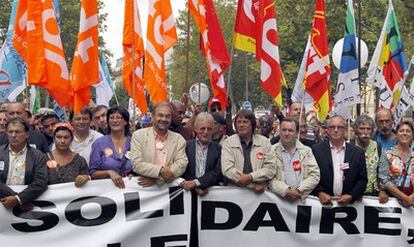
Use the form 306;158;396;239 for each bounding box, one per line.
269;117;320;201
131;102;188;186
221;109;276;193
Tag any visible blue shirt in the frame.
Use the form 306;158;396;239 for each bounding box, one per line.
89;135;132;176
375;133;397;151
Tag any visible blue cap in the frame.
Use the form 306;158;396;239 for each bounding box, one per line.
139;115;152;124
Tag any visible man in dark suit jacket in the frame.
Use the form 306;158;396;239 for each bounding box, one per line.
312;115;367;205
0;118;48;210
0;102;49;153
181;112;222;196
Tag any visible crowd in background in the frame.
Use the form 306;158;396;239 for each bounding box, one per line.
1;94;413;211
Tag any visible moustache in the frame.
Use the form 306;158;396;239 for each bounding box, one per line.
358;134;371;139
380;128;392;135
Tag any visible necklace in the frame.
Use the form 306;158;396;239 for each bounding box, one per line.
154;130;168;151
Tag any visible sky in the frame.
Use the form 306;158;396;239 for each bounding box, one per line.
101;0;186;64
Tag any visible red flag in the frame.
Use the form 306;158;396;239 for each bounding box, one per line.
13;0;71;107
255;0;286;107
233;0;259;53
70;0;99;113
304;0;331;120
190;0;230;108
122;0;147;114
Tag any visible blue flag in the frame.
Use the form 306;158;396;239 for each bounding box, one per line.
0;0;26;102
332;0;360;118
94;55;115;106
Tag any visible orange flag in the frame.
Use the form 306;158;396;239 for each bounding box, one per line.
122;0;147;114
13;0;71;107
144;0;177;104
70;0;99;113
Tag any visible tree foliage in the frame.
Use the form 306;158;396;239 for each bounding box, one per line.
169;0;414;110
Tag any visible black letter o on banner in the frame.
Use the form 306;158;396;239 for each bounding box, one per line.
65;196;117;226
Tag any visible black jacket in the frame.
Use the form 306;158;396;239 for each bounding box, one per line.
182;139;222;189
0;145;48;204
312;140;367;202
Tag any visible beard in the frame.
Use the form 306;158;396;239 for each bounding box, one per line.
380;128;392;135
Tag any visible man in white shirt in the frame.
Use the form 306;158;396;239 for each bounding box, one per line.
312;115;367;205
69;108;103;165
269;117;320;201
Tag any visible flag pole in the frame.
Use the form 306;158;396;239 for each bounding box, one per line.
113;88;120;106
132;43;137;128
298;86;306;139
357;0;362;115
226;46;234;106
24;75;30;110
185;0;191;93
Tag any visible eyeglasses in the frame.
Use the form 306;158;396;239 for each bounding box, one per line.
210;106;222;112
327;125;346;130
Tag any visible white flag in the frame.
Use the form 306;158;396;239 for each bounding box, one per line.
291;36;313;109
93;56;114;106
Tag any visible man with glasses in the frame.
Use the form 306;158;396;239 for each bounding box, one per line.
0;118;48;211
312;115;367;205
374;108;397;150
257;115;273;138
180;112;222;196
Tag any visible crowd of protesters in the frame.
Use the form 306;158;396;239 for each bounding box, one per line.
1;95;413;212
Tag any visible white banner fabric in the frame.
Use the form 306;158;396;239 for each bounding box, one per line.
198;186;414;247
0;178;191;247
2;181;414;246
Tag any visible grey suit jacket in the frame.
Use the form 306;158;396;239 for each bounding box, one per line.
0;144;48;204
131;127;188;184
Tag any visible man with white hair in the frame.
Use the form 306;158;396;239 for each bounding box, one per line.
181;112;222;196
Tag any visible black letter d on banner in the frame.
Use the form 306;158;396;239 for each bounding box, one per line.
200;201;242;230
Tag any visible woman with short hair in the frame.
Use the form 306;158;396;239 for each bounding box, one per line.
89;106;132;189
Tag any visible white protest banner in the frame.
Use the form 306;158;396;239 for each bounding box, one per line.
2;182;414;246
199;186;414;247
0;178;190;247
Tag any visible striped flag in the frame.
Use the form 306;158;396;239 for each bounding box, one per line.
332;0;360;119
144;0;177;105
366;0;407;109
122;0;147;114
304;0;331;121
